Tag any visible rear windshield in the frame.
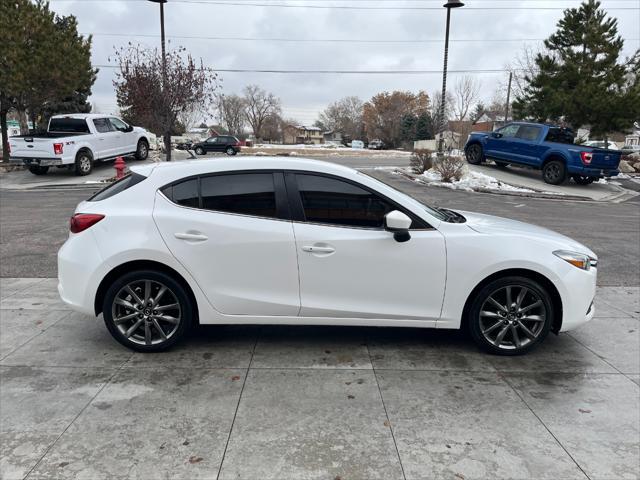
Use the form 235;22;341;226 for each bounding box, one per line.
88;173;146;202
545;128;574;144
49;118;90;133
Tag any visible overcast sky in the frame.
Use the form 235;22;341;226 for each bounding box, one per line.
49;0;639;125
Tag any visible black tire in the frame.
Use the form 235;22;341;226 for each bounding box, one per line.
572;175;595;185
74;150;93;176
102;270;193;353
495;161;509;168
195;146;205;155
542;159;566;185
226;147;237;156
468;276;553;356
28;165;49;175
135;139;149;160
465;144;484;165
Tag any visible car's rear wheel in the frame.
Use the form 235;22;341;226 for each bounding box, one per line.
102;270;193;352
468;276;553;355
195;146;205;155
226;146;236;156
75;151;93;176
135;139;149;160
28;165;49;175
572;175;595;185
542;160;566;185
465;144;484;165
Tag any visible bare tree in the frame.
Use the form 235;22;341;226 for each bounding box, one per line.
317;96;364;143
430;90;454;126
242;85;281;141
113;45;218;161
452;76;481;122
216;93;246;137
507;45;541;101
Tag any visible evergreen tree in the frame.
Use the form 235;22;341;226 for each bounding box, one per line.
415;112;434;140
513;0;639;138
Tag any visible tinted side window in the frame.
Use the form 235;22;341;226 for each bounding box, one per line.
165;178;199;208
516;126;542;141
94;118;113;133
296;174;396;228
545;128;575;144
201;173;276;218
109;118;128;132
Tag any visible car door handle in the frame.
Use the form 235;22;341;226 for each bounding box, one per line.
174;232;208;242
302;245;335;254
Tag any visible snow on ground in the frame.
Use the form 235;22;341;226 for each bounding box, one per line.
250;144;410;156
415;167;537;193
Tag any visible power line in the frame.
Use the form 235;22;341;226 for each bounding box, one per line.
93;64;515;74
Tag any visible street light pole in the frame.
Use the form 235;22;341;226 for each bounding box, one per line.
438;0;464;155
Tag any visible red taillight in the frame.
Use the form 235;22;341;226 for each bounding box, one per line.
54;143;64;155
581;151;593;165
70;214;104;233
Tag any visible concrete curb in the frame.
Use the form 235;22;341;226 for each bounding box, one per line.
391;168;637;203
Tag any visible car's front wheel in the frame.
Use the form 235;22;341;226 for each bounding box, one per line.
102;270;193;352
195;146;205;155
465;144;484;165
468;276;553;355
135;139;149;160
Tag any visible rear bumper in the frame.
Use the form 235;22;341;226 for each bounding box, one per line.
10;157;64;167
567;165;619;178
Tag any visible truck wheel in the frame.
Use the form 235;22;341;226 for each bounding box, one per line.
465;144;484;165
572;175;595;185
542;160;566;185
75;151;93;176
28;165;49;175
135;139;149;160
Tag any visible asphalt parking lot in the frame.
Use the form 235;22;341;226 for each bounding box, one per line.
1;157;639;479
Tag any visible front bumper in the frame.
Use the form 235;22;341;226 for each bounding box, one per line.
557;265;597;332
10;157;64;167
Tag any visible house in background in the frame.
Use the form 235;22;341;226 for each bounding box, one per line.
283;125;323;145
323;130;343;144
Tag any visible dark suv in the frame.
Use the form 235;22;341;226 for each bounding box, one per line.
192;136;241;156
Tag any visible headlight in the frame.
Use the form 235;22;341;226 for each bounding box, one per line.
553;250;597;271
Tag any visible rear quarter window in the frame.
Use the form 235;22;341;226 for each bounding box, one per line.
88;173;146;202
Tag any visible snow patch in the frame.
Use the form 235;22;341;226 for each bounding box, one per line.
417;168;537;193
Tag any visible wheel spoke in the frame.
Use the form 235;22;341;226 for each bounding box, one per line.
114;312;139;324
519;300;542;314
151;318;167;340
480;310;501;319
144;280;152;305
125;319;144;338
482;320;503;335
144;322;152;345
511;325;521;348
506;286;513;310
519;322;537;339
516;288;528;309
125;286;144;307
152;286;167;307
155;314;179;325
522;314;545;322
115;298;136;310
494;325;509;345
487;296;507;313
155;303;179;312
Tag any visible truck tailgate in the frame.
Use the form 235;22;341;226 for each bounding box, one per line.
10;137;56;158
588;148;621;168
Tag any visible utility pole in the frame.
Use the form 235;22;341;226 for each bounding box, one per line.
148;0;170;160
504;71;513;125
437;0;464;155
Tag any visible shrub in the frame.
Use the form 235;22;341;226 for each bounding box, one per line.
410;149;434;174
433;155;465;183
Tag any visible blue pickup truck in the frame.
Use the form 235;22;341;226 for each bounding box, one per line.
464;122;622;185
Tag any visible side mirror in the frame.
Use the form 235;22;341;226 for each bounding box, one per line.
125;125;134;133
491;132;503;139
384;210;412;243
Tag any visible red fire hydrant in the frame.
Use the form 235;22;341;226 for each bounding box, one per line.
114;156;126;179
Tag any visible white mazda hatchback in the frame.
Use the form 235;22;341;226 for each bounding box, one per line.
58;158;597;355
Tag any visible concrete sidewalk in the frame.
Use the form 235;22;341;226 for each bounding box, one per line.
1;279;638;479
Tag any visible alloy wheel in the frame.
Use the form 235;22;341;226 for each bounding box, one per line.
138;142;148;159
80;156;91;174
111;279;182;346
479;285;547;350
545;164;561;183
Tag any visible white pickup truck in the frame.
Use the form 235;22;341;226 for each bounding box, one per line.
9;113;151;176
